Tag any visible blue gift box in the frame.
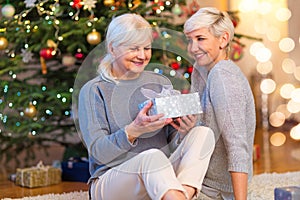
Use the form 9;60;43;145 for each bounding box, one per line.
274;186;300;200
61;157;90;182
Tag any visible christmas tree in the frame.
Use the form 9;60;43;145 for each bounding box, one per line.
0;0;252;166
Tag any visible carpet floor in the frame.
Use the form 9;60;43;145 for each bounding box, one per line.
2;171;300;200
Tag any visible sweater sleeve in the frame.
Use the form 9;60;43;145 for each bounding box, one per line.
209;68;250;173
78;81;134;166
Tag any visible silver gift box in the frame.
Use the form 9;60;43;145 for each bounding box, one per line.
140;92;202;119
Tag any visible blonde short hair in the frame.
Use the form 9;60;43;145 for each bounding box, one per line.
184;7;234;52
98;13;152;82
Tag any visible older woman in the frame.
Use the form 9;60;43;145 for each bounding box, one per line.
78;13;215;200
184;7;256;200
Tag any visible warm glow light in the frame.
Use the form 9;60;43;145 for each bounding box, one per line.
282;58;296;74
293;67;300;81
254;19;268;34
290;124;300;140
276;104;292;119
280;83;295;99
238;0;259;12
269;112;286;127
260;79;276;94
275;7;292;22
270;132;286;147
257;2;272;15
279;38;295;53
256;61;273;75
255;47;272;62
250;42;264;56
287;99;300;113
291;88;300;103
266;26;281;42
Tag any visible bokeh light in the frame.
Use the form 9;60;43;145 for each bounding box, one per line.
269;112;285;127
293;67;300;81
260;78;276;94
276;104;292;119
279;37;295;53
287;99;300;113
282;58;296;74
275;7;292;22
270;132;286;146
290;124;300;140
256;61;273;75
280;83;295;99
291;88;300;103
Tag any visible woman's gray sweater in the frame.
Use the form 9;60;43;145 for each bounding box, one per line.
191;60;256;193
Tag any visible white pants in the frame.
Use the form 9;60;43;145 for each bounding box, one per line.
90;126;215;200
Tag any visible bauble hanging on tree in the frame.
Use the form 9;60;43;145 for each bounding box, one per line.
24;103;37;118
230;42;244;61
87;29;101;45
39;47;54;74
1;4;15;18
72;0;83;9
0;36;8;50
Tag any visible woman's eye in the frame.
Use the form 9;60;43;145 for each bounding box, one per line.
144;47;151;51
197;37;204;41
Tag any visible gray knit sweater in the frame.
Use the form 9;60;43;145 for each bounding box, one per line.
78;71;178;181
191;60;256;193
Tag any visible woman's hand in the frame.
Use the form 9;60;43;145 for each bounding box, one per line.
126;101;172;140
170;115;197;138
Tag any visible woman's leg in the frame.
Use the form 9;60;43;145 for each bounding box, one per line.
170;126;215;198
91;149;187;200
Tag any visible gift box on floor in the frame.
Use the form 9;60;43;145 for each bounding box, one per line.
139;86;202;119
275;186;300;200
15;161;61;188
61;157;90;182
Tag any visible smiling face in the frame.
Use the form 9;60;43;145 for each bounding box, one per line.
186;27;229;71
111;40;152;80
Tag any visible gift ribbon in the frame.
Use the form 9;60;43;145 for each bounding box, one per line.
140;85;181;99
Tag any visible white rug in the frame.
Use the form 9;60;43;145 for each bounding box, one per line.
248;171;300;199
1;191;89;200
2;171;300;200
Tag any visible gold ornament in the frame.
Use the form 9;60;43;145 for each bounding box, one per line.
86;29;101;45
103;0;115;6
24;103;37;118
0;36;8;50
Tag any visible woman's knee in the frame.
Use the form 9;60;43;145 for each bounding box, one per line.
187;126;215;158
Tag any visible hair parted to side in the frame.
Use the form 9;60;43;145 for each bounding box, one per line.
98;13;152;82
184;7;234;53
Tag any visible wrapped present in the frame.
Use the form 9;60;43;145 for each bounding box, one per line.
275;186;300;200
139;86;202;119
61;157;90;182
15;161;61;188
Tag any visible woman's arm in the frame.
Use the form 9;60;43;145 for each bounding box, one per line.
231;172;248;200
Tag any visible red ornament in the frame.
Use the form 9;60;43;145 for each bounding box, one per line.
230;43;244;62
152;31;159;40
232;19;238;28
187;66;193;74
170;62;180;70
39;48;54;59
152;1;164;11
75;52;84;60
72;0;82;9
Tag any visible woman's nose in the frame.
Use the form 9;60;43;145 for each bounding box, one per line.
189;40;199;52
137;49;146;59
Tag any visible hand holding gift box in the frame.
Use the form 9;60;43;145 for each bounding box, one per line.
139;85;202;119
